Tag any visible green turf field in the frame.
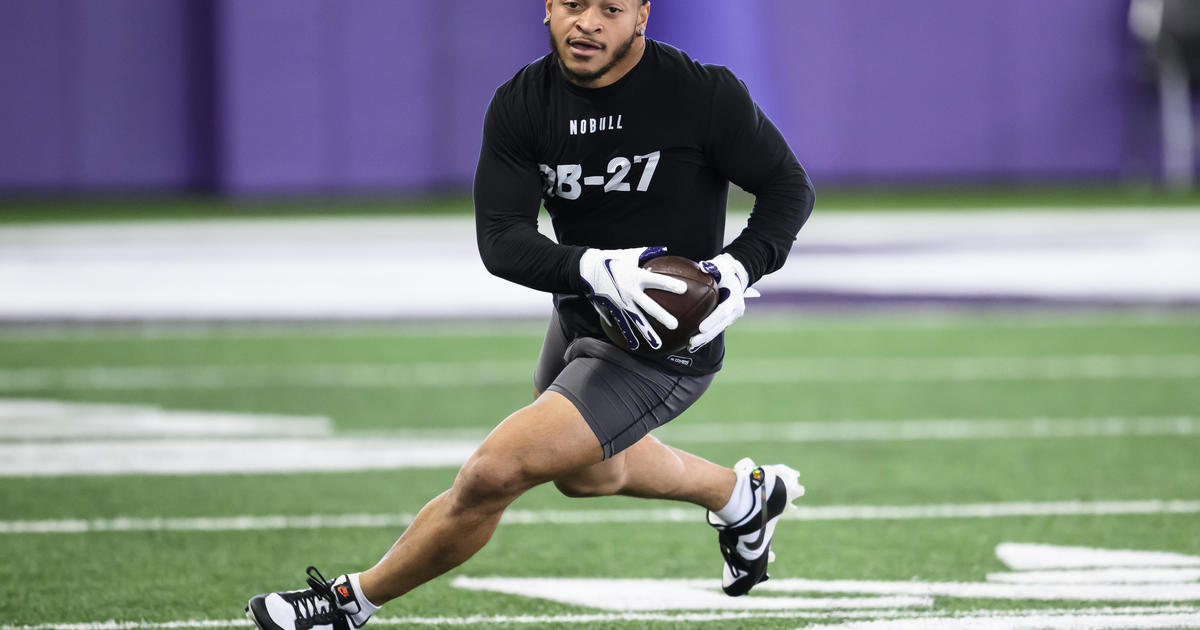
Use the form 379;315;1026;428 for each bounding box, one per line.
1;312;1199;629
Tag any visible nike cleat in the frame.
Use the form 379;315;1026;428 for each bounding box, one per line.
246;567;368;630
706;458;805;596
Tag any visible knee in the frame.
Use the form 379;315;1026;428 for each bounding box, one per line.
554;469;626;498
451;452;532;510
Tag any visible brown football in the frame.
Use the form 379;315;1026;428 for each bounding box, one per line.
599;255;719;357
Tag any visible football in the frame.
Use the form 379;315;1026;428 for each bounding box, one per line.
599;255;719;357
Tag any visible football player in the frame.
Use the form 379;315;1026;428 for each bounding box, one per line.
247;1;813;627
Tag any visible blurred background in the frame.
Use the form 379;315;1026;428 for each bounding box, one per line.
1;0;1198;197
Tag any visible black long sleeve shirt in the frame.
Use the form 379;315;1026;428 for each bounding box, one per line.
475;40;814;375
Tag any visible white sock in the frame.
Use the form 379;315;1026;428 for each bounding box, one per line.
712;470;754;525
343;573;380;625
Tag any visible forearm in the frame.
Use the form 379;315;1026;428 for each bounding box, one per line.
475;214;588;294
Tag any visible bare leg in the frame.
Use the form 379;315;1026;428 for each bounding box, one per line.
555;433;737;512
357;391;602;605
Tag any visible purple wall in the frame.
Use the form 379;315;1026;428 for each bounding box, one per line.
214;1;546;193
0;0;206;192
653;0;1132;181
0;0;1142;195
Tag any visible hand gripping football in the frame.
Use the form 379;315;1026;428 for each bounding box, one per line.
599;255;719;357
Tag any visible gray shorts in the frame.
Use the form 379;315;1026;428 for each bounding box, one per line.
534;313;714;459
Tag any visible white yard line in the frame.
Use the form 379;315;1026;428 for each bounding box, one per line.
753;578;1200;602
2;607;1199;630
0;312;1192;343
452;577;931;611
996;542;1200;570
0;321;550;342
658;416;1200;443
0;611;994;630
0;438;481;476
3;406;1195;445
3;500;1197;535
734;312;1200;331
0;399;330;439
357;416;1200;445
454;570;1200;612
4;400;1193;476
0;362;531;390
986;568;1200;583
3;418;1196;476
808;612;1200;630
787;500;1200;520
1;355;1198;392
730;355;1200;381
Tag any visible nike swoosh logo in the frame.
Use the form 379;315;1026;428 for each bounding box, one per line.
602;260;624;301
742;485;770;551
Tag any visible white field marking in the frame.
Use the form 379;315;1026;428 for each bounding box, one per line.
11;608;1197;630
0;438;479;476
395;607;1200;627
0;321;549;342
726;355;1200;382
28;414;1200;477
4;406;1194;474
379;609;988;625
657;416;1200;443
4;500;1199;534
347;416;1200;445
0;399;331;439
0;513;421;534
785;500;1200;520
458;573;1200;612
453;577;930;611
2;608;1198;630
752;578;1200;602
0;362;531;391
0;311;1192;343
735;311;1200;332
2;355;1199;392
807;611;1200;630
997;542;1200;570
986;568;1200;583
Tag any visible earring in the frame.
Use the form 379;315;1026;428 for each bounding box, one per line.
543;15;551;25
636;28;644;36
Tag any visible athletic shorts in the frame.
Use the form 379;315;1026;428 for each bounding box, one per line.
534;313;715;459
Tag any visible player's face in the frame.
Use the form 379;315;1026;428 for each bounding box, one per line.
545;0;649;88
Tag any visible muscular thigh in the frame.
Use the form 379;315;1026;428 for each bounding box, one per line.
472;390;605;485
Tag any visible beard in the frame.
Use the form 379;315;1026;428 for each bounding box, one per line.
550;28;639;85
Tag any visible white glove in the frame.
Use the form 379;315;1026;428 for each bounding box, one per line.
579;246;687;351
688;253;760;352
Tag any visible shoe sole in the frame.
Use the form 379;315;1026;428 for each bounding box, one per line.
245;595;279;630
